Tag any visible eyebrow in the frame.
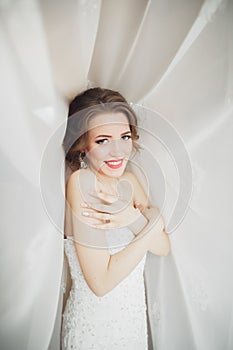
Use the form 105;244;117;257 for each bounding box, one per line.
95;130;131;139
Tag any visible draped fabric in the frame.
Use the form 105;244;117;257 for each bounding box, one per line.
0;0;232;349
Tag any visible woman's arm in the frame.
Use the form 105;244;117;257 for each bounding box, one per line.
77;171;171;257
66;170;161;297
120;172;171;256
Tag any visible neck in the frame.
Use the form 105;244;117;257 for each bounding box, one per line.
96;171;119;187
88;166;118;191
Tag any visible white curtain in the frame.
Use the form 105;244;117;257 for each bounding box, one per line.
0;0;232;349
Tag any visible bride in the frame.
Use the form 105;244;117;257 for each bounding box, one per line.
61;87;170;349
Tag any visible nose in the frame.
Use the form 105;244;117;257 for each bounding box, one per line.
109;139;124;157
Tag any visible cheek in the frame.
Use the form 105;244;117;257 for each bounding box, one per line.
124;141;133;154
86;145;108;161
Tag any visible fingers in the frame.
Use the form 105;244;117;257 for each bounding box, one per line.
91;222;115;229
80;202;114;226
134;201;145;212
82;210;112;221
81;198;127;214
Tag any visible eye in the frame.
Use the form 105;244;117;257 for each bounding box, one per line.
95;138;109;145
122;134;131;141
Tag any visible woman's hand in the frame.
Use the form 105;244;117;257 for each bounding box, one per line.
80;189;171;256
134;203;170;256
80;201;142;229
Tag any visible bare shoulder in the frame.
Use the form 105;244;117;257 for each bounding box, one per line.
66;169;80;193
121;171;149;208
66;168;90;188
121;171;138;183
66;169;85;205
121;171;144;189
66;168;96;207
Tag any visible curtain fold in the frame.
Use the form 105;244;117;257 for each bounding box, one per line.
0;0;232;349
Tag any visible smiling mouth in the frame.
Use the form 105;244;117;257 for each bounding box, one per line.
104;159;124;169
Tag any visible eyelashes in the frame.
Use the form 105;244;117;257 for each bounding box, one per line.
122;135;131;141
95;139;108;145
95;134;132;145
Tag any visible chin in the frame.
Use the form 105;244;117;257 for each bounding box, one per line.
103;164;126;178
104;169;125;178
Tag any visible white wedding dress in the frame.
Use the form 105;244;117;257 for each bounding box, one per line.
61;227;148;350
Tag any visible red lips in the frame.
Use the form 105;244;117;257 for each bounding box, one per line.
104;159;124;169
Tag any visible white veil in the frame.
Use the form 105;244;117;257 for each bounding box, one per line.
0;0;233;349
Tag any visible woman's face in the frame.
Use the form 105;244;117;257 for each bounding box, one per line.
84;112;133;178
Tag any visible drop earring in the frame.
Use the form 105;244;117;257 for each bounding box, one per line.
79;152;87;169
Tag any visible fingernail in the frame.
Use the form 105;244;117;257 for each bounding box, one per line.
82;211;89;217
80;202;88;207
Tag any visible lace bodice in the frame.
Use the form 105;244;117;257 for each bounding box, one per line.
62;227;148;350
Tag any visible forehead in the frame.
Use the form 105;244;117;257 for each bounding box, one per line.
88;112;130;132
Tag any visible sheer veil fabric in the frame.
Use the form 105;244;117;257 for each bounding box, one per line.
0;0;233;349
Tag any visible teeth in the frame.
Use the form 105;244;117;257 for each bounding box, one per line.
107;160;122;165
